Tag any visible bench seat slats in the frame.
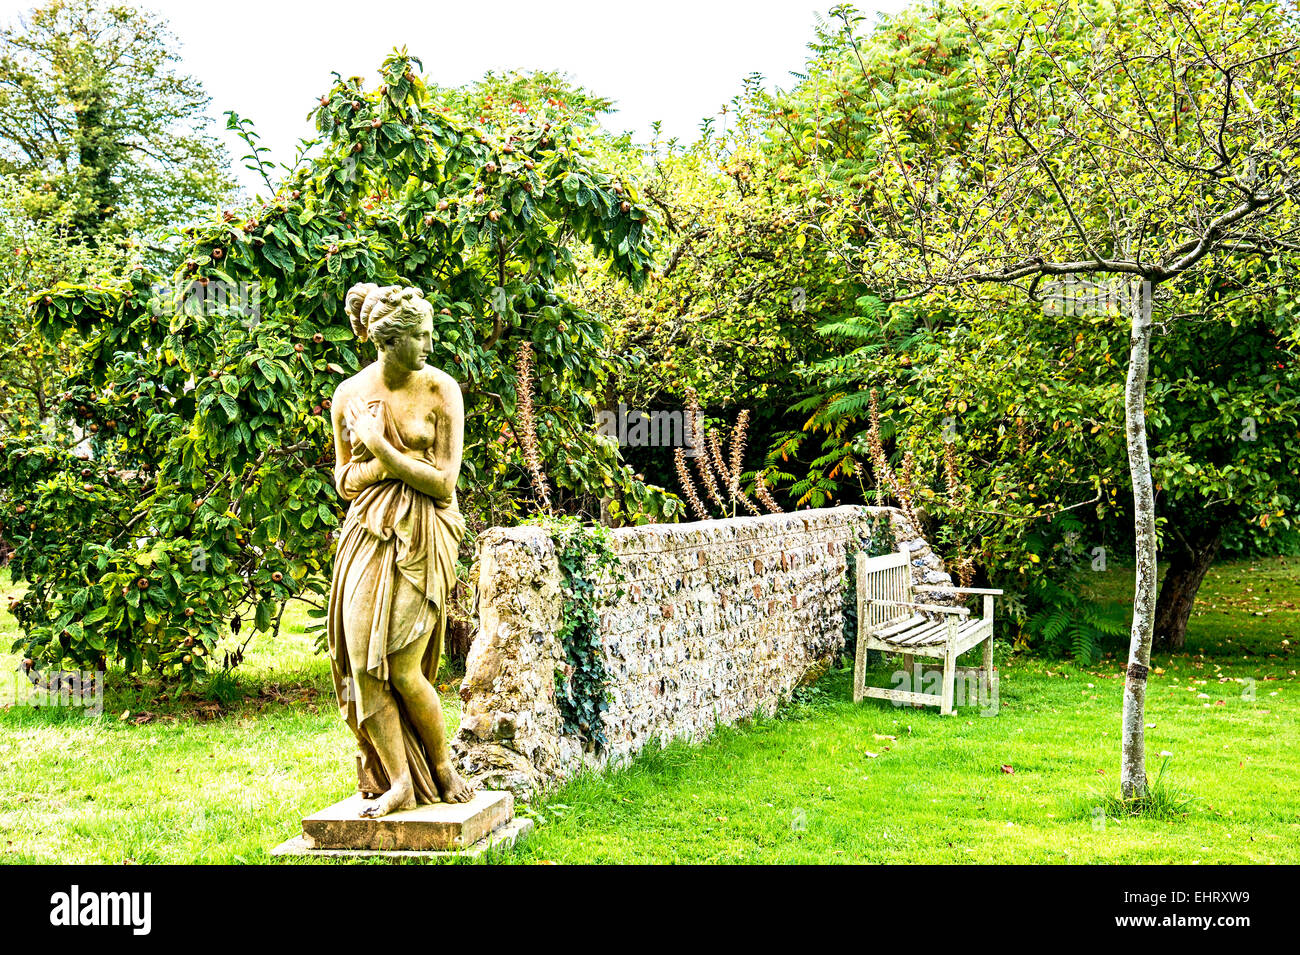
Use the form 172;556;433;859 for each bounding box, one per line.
890;621;950;646
874;613;929;639
881;618;992;649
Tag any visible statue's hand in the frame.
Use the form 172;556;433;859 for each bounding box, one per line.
345;398;386;455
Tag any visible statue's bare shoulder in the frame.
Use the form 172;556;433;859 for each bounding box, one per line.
332;365;373;408
421;364;461;403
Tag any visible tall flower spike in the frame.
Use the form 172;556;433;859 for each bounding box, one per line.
674;447;709;519
865;388;921;530
729;409;750;497
514;342;552;512
686;387;726;512
754;469;784;514
707;428;732;490
734;485;762;517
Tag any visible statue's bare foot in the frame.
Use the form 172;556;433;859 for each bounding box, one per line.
434;761;473;803
360;775;415;817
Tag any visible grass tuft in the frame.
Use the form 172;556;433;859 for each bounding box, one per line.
1090;756;1200;821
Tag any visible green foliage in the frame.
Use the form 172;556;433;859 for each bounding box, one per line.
780;277;1300;655
1147;300;1300;549
780;669;840;718
755;0;1300;641
568;72;865;493
2;50;668;678
528;514;621;749
0;179;132;438
429;69;616;138
775;295;931;507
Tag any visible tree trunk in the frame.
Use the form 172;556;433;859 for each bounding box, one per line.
1153;526;1222;653
443;579;475;663
1120;279;1158;800
445;615;474;663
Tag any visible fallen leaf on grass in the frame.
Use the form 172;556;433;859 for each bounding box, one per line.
873;734;897;741
1000;764;1015;774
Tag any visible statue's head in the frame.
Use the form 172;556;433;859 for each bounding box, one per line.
345;283;434;372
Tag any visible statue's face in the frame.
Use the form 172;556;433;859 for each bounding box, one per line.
385;312;434;372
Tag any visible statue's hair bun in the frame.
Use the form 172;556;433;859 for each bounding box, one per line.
343;283;431;346
345;282;380;341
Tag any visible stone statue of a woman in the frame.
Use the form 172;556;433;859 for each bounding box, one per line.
326;282;472;817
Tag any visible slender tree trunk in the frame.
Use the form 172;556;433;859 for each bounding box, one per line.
1153;525;1223;653
1120;279;1158;800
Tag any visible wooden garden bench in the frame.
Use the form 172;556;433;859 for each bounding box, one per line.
852;551;1001;715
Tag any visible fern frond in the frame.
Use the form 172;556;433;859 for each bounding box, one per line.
822;391;875;420
1040;609;1070;643
1069;626;1096;665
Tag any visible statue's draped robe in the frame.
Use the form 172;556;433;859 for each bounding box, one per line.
327;397;465;803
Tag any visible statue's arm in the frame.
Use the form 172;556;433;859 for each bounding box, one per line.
339;457;392;500
331;385;391;501
432;374;464;507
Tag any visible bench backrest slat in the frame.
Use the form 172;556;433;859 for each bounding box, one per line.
856;551;913;632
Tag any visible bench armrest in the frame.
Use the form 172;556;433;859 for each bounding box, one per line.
915;586;1004;596
864;598;970;617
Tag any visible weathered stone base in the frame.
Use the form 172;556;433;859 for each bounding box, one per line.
271;816;533;861
285;790;514;853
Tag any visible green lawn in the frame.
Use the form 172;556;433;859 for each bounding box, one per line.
1;558;1296;864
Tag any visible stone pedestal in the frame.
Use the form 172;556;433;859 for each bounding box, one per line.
272;790;531;859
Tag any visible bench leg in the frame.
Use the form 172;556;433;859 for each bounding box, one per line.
853;633;867;704
900;654;924;707
982;634;994;699
941;646;956;716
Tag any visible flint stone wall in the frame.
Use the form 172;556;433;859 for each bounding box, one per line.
453;505;951;799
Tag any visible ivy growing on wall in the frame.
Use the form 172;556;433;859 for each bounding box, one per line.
526;514;622;750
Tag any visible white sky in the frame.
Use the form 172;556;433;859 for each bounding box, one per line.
2;0;908;193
